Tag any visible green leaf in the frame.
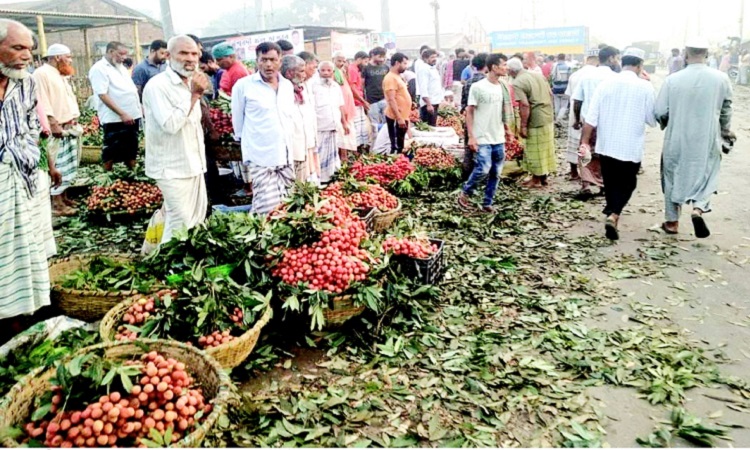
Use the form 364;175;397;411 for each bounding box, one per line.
31;403;52;422
163;425;173;446
120;371;133;394
149;427;165;445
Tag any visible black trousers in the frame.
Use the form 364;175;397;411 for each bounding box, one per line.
420;104;439;126
386;117;408;153
600;154;641;216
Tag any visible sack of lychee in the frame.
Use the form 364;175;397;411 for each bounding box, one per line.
0;340;231;448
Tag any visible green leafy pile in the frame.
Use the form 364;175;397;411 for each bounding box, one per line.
57;255;158;293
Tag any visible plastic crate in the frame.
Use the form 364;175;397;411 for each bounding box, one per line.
394;239;445;285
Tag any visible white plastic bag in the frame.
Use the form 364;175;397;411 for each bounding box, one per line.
141;207;165;256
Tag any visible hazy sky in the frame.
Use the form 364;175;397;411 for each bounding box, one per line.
3;0;746;49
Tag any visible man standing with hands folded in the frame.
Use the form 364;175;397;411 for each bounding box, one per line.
143;35;209;244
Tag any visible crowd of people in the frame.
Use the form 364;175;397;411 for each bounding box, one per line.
0;16;737;341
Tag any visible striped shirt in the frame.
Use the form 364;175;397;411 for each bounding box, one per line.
0;77;41;196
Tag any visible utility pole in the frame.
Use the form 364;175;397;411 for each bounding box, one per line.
740;0;745;48
255;0;265;30
430;0;440;52
381;0;391;32
159;0;174;38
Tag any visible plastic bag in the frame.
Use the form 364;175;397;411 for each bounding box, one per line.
0;316;90;358
141;207;165;256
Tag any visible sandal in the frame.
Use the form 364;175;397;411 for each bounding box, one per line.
605;217;619;241
661;222;678;235
691;213;710;238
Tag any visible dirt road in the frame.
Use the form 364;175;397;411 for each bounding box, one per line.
561;71;750;447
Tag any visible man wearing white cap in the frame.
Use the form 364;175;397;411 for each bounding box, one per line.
564;49;599;180
656;37;734;239
579;48;656;241
33;43;81;217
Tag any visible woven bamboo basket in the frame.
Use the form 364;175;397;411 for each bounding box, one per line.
80;145;101;165
323;295;365;328
371;200;402;233
100;295;273;369
49;253;150;322
0;339;232;448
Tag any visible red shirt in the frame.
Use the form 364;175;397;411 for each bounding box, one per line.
542;62;553;78
348;63;365;107
220;61;250;95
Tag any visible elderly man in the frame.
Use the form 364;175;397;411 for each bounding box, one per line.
580;48;656;241
132;39;167;99
0;19;51;335
33;43;81;217
508;58;555;188
523;52;543;75
333;52;357;160
564;49;599;180
348;51;370;150
572;46;620;196
212;42;249;95
656;38;734;238
416;49;444;126
88;41;142;171
232;42;296;214
281;55;318;183
314;61;348;183
143;36;209;244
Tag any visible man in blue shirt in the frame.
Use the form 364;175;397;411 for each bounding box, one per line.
199;52;224;100
132;39;167;99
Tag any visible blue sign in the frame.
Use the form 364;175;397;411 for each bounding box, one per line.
490;26;588;52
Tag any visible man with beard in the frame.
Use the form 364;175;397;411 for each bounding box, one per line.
212;42;249;96
572;46;620;196
143;35;209;244
281;55;318;183
383;53;412;153
314;61;348;183
0;19;51;339
132;39;167;100
416;48;444;126
88;41;142;171
33;44;81;217
348;51;371;150
232;42;296;214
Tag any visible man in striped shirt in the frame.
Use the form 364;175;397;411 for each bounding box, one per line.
0;19;51;340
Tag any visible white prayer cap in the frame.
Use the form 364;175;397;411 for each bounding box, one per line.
586;48;600;58
622;47;646;60
685;36;710;49
47;43;71;56
444;90;454;97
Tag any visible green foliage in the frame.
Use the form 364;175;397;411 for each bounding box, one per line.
58;255;158;293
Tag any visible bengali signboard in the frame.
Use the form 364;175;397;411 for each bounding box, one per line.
489;26;588;54
226;29;305;61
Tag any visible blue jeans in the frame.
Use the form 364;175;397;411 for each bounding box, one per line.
367;100;387;144
463;144;505;207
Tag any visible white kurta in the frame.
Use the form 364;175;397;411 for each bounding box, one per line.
655;64;732;213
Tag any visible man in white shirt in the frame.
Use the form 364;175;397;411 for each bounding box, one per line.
314;61;348;183
416;49;444;126
232;42;296;215
580;47;656;241
281;55;318;183
88;41;142;171
33;43;81;218
571;46;620;196
143;36;209;244
564;49;598;180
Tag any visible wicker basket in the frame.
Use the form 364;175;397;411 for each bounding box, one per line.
371;200;402;233
49;254;148;322
323;295;365;328
100;296;273;369
80;145;101;165
0;339;233;448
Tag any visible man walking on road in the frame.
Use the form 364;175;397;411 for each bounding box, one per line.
572;46;620;196
458;53;509;213
564;49;598;180
550;53;571;126
656;38;734;239
88;41;142;171
580;48;656;241
416;49;444;126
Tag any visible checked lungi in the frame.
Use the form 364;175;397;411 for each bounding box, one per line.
353;106;371;147
523;123;556;176
318;130;340;183
249;164;295;215
0;158;50;320
48;135;80;196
